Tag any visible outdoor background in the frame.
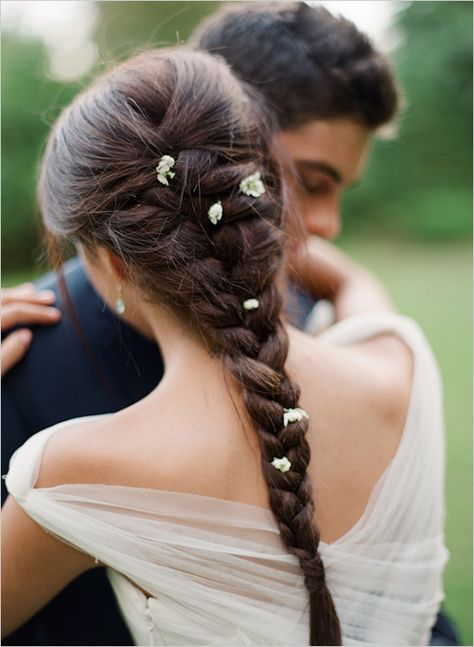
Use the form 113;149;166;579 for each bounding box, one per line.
2;1;472;643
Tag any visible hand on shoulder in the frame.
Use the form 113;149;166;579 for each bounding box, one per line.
1;283;61;376
287;236;395;322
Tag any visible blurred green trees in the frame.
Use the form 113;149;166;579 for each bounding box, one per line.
343;0;472;239
96;1;221;56
2;1;221;272
2;1;472;273
1;35;80;270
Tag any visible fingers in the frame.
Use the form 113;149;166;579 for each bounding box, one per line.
1;303;61;331
1;329;33;376
1;285;56;307
0;284;61;375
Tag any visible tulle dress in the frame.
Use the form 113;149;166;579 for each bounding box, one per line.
5;312;449;645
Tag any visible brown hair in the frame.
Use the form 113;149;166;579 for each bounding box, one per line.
38;48;342;645
191;1;399;130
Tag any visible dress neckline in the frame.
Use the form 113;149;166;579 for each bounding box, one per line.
40;472;382;549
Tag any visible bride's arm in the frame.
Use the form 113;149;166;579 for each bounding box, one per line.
287;236;395;321
1;495;98;638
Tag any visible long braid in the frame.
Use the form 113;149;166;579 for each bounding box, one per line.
189;162;342;646
38;48;342;645
162;130;342;643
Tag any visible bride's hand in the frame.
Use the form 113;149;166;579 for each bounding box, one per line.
1;283;61;376
287;236;395;322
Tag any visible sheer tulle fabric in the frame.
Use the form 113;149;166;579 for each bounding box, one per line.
6;313;449;646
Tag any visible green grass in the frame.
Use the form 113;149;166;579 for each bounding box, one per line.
3;238;473;643
341;237;473;645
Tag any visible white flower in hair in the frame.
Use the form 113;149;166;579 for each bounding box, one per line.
208;201;223;225
283;407;309;427
239;171;266;198
156;155;176;185
243;298;259;311
271;456;291;473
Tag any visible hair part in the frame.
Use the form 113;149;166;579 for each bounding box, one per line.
190;1;400;130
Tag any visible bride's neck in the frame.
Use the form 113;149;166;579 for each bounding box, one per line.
139;302;222;382
119;298;300;396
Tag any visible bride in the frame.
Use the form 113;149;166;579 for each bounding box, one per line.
2;48;447;646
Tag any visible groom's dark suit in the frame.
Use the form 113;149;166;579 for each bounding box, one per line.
2;257;458;646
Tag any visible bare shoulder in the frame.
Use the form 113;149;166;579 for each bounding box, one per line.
35;415;119;489
289;324;414;429
287;325;415;541
338;330;414;423
34;406;197;492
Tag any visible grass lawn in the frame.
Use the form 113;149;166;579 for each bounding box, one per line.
3;238;472;643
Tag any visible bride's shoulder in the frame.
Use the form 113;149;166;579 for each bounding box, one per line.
289;311;417;427
33;413;117;490
33;406;178;493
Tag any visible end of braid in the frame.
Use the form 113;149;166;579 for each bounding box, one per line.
309;585;342;646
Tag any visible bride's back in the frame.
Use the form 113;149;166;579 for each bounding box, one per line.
38;317;413;545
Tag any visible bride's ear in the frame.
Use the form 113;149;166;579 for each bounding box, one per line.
95;246;129;283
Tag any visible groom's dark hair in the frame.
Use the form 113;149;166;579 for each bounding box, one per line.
190;1;400;130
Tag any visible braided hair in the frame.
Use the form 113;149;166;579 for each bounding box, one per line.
38;48;342;646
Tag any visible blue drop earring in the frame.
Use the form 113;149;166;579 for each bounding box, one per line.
115;284;125;314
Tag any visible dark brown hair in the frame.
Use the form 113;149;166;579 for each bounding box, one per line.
38;48;342;645
191;1;399;130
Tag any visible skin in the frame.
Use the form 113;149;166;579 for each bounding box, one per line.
2;244;413;637
278;117;372;241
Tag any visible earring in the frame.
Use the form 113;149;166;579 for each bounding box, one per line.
115;284;125;314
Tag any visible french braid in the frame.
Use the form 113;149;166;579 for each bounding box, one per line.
38;48;342;646
186;157;342;647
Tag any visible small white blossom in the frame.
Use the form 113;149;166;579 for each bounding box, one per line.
243;298;259;311
156;155;176;185
271;456;291;473
239;172;265;198
208;201;223;225
283;407;309;427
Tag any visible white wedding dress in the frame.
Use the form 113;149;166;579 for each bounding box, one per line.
5;312;449;646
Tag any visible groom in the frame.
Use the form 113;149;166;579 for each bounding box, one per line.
2;3;458;646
